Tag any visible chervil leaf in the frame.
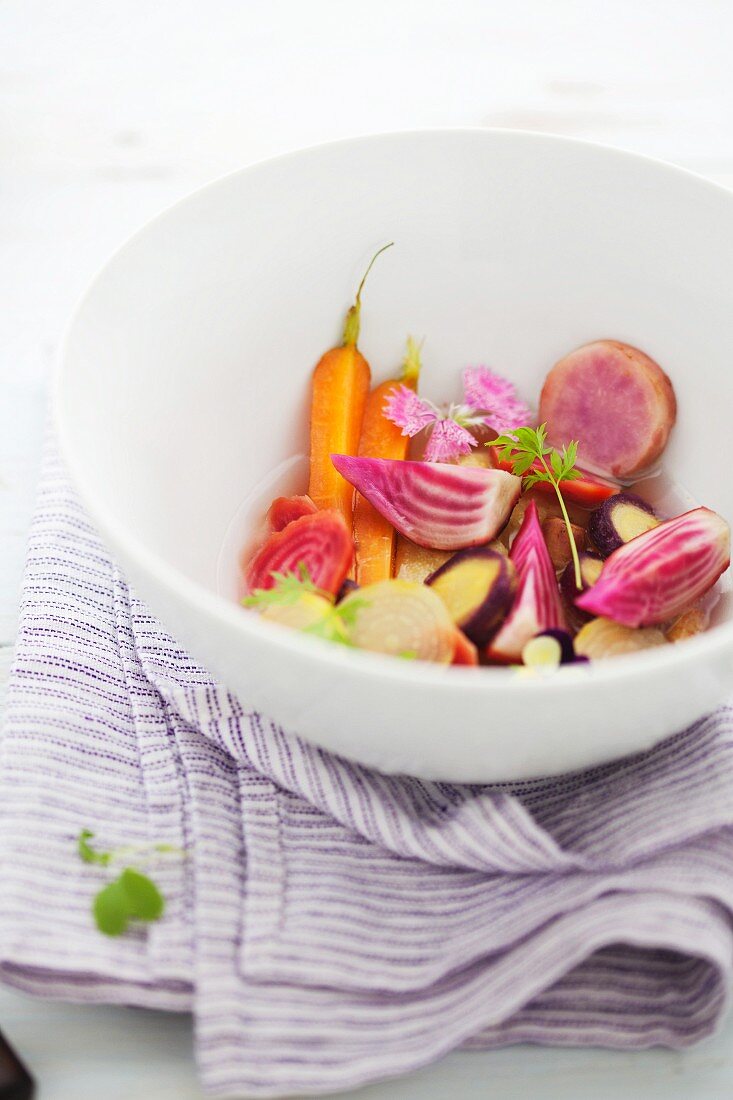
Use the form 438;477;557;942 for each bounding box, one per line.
304;596;371;646
511;451;537;476
78;829;111;867
242;564;320;610
487;422;583;589
93;879;132;936
80;829;174;937
120;868;165;921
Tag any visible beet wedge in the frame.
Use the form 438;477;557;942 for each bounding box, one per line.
576;506;730;627
487;500;566;662
330;455;521;551
244;510;354;596
267;494;318;532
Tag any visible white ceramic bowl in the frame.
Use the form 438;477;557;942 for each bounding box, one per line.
56;129;733;782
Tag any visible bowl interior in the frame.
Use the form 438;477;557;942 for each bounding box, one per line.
58;131;733;635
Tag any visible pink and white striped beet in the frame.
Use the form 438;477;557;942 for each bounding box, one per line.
575;506;730;627
330;455;521;550
487;500;567;662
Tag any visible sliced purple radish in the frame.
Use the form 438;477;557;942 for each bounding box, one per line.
487;500;567;663
426;547;516;646
330;455;521;551
243;510;354;596
576;506;730;627
588;493;660;557
539;340;677;480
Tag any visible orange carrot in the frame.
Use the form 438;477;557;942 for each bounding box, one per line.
353;338;422;584
308;244;393;525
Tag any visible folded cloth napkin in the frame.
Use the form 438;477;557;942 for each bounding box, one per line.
2;449;733;1098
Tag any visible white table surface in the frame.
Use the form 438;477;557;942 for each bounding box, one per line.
3;2;733;1096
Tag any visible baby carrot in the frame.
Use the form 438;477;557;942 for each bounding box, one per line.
354;338;422;585
308;244;393;525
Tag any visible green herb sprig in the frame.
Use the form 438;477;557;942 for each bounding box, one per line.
243;564;370;647
241;562;318;610
77;829;182;937
491;423;583;588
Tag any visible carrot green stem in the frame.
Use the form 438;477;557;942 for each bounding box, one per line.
537;453;583;589
401;336;423;384
342;242;394;347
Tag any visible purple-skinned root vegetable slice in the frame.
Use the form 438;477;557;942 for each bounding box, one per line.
486;500;567;663
588;493;660;557
243;510;354;596
426;547;517;646
330;455;521;551
559;551;604;609
574;617;668;660
576;507;730;627
339;580;456;662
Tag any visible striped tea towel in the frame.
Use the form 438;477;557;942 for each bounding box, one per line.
1;447;733;1097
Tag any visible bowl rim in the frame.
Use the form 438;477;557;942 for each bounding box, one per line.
53;126;733;695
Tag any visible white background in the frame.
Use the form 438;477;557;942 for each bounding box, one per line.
3;2;733;1096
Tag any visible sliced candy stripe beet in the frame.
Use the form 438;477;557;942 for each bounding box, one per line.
576;507;730;627
244;511;354;596
487;500;566;662
330;455;521;550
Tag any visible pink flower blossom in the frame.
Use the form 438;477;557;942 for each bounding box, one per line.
383;385;437;438
383;367;532;462
423;418;476;462
462;366;534;435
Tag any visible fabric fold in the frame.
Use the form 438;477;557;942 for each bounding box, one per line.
2;447;733;1098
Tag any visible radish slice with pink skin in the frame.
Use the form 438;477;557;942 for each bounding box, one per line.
243;510;354;596
330;455;521;551
576;506;730;627
539;340;677;480
487;500;567;662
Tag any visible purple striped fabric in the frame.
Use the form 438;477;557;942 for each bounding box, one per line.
2;449;733;1097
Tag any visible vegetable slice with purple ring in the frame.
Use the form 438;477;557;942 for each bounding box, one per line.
486;500;567;663
330;455;521;551
576;506;730;627
425;547;517;646
588;492;660;557
559;551;604;615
